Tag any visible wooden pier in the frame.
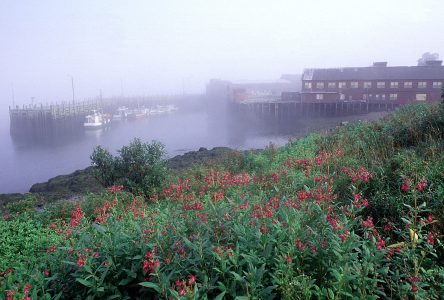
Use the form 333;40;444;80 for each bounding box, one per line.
233;100;398;119
8;95;190;136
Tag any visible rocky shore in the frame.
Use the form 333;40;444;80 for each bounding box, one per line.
0;147;240;210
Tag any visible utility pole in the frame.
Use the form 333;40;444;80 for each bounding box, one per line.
71;76;75;104
68;75;75;104
11;83;15;108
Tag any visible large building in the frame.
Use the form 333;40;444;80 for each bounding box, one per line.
301;60;444;104
206;77;300;103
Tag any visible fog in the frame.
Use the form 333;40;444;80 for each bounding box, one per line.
1;0;443;105
0;0;443;193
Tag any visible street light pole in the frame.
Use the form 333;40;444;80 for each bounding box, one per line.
68;75;75;104
71;76;75;104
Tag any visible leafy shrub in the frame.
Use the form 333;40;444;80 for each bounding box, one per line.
5;194;38;216
90;138;168;198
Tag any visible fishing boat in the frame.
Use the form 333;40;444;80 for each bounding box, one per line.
112;106;129;121
84;110;110;129
150;104;178;115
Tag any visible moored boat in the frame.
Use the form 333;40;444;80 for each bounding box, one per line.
84;110;110;129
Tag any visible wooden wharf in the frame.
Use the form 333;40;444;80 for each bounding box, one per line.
233;100;398;119
8;95;187;136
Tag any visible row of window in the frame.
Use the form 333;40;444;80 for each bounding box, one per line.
305;81;442;89
314;93;428;101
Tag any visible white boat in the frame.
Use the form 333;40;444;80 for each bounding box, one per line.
84;111;110;128
112;106;129;121
127;108;150;119
150;104;178;115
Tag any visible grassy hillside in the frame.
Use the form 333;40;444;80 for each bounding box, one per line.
1;103;443;299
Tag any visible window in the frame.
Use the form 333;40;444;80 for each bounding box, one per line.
404;81;413;88
418;82;427;88
351;81;358;88
390;82;399;88
416;94;427;101
433;81;442;88
304;82;312;89
316;94;324;100
389;93;398;101
328;82;336;88
381;94;386;100
316;82;324;89
363;81;372;88
340;93;345;100
377;82;385;88
338;82;347;88
375;94;380;100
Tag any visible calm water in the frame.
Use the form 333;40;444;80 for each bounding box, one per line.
0;105;384;193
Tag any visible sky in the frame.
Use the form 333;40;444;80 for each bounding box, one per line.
0;0;443;106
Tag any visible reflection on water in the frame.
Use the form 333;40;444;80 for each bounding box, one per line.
3;109;386;193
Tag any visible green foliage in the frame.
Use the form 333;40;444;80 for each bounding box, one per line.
0;217;61;271
5;194;37;215
90;138;168;198
2;103;444;298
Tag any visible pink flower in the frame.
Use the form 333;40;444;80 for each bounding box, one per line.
77;257;85;268
23;283;31;294
295;240;305;250
376;238;386;250
286;255;293;264
427;214;433;224
427;233;435;246
188;275;195;285
416;179;427;192
401;178;410;192
362;216;374;229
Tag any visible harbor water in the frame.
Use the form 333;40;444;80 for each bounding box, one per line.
0;103;385;194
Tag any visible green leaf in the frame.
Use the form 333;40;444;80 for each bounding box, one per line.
84;265;93;274
230;271;245;282
401;217;411;224
76;278;94;288
92;223;107;234
139;281;160;293
235;297;249;300
214;291;226;300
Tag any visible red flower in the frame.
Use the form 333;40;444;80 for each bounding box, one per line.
416;179;427;192
295;240;305;250
77;256;85;268
6;290;16;300
376;238;386;250
103;261;109;267
107;185;123;193
411;284;418;293
23;283;31;294
178;289;186;296
427;232;435;246
188;275;195;285
286;255;293;264
401;178;410;192
362;216;374;229
427;214;433;224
